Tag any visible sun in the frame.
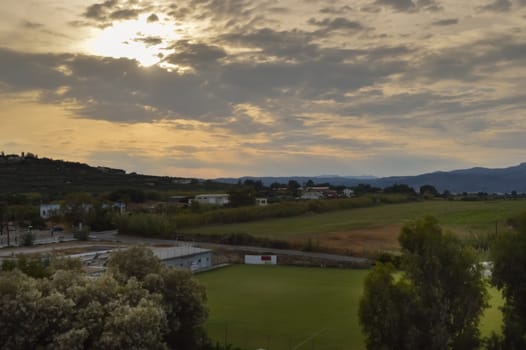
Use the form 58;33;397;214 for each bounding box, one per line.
87;14;178;67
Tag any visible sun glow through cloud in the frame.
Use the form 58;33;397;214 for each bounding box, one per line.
87;14;179;67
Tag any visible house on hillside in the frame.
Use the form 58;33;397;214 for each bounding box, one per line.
343;188;355;197
102;202;126;214
193;194;230;206
301;186;329;200
255;197;268;206
40;204;61;219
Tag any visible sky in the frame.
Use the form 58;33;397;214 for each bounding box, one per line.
0;0;525;178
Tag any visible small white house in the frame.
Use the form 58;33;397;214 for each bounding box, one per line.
193;194;230;206
255;198;268;206
343;189;355;197
40;204;61;219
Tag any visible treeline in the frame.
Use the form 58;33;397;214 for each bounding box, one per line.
114;194;410;239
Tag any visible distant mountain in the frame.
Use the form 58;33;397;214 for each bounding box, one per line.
214;163;526;193
3;153;525;195
0;154;229;194
214;175;377;186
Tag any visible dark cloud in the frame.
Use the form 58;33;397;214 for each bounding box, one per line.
165;41;227;68
478;0;512;12
307;17;366;32
374;0;441;12
81;0;151;26
431;18;459;26
84;0;118;20
0;48;69;91
110;9;141;20
147;13;159;22
407;36;526;82
319;6;353;14
134;36;163;46
22;21;44;29
0;48;231;122
266;7;289;14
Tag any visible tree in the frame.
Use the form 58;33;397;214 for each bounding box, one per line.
1;247;211;350
227;187;256;208
383;183;416;195
359;264;420;350
359;216;487;350
419;184;439;197
351;184;381;195
287;180;301;197
490;211;526;349
108;246;209;350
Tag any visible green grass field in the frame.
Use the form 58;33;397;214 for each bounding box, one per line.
186;200;526;238
198;265;503;350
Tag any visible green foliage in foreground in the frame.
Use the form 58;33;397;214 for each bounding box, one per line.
360;217;488;350
198;265;503;350
0;247;213;350
489;211;526;349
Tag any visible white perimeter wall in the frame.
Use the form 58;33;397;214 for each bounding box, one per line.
244;255;277;265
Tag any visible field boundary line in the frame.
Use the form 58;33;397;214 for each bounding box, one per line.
291;327;327;350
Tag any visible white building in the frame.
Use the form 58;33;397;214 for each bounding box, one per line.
301;191;324;200
343;189;355;197
152;246;213;271
40;204;61;219
255;197;268;206
193;194;230;206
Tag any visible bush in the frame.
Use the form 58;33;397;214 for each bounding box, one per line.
19;231;34;246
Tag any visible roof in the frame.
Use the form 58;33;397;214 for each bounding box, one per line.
195;194;229;198
151;246;212;260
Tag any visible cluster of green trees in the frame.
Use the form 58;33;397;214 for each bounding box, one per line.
359;215;526;350
0;247;240;350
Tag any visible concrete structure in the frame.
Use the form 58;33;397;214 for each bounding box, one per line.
152;246;213;271
66;245;213;275
40;204;61;219
193;194;230;206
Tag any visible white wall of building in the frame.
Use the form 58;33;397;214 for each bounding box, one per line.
244;255;277;265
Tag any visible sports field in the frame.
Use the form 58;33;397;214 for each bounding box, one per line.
187;200;526;254
198;265;503;350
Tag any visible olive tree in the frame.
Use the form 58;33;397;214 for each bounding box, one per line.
359;216;488;350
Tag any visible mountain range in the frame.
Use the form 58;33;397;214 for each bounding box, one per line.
215;163;526;194
1;153;525;194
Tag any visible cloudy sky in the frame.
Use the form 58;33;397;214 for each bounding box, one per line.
1;0;525;178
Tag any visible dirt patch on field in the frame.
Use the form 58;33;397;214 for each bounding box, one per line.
290;224;403;256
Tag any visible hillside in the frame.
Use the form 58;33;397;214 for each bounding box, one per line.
215;163;526;193
0;154;229;194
